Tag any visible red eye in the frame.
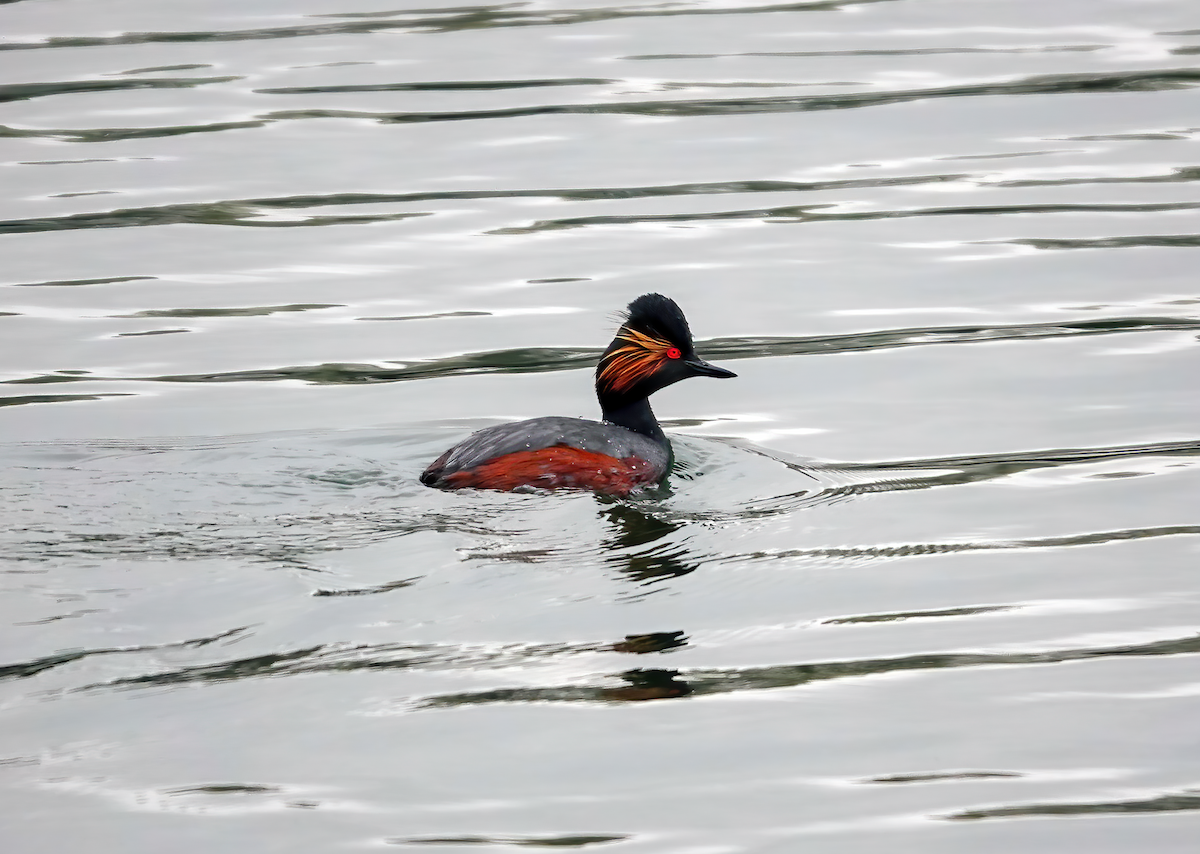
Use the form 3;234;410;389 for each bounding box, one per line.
666;347;682;360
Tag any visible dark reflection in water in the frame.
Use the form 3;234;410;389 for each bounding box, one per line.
823;604;1016;625
945;791;1200;821
0;2;921;53
0;393;132;408
6;620;1195;708
12;275;156;287
866;771;1023;784
5;165;1200;235
264;68;1200;126
601;504;697;583
1008;234;1200;250
489;201;1200;235
611;631;688;655
3;68;1199;147
0;626;249;682
311;577;421;597
389;833;629;848
113;303;341;318
51;640;697;702
410;631;1200;711
6;315;1196;391
163;783;279;795
629;45;1108;60
601;668;692;701
258;78;615;94
0;75;240;104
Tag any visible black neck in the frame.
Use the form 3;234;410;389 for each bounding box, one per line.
600;396;667;445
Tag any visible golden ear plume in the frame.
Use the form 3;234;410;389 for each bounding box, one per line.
598;327;673;393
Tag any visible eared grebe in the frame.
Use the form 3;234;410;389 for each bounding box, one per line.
420;293;736;497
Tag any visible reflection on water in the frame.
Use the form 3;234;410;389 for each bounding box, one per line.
3;430;1196;700
2;0;1199;850
945;791;1200;821
390;833;630;848
5;313;1197;393
601;504;698;583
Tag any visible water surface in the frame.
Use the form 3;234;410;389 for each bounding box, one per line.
2;1;1198;851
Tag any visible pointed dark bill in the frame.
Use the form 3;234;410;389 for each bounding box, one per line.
685;359;737;379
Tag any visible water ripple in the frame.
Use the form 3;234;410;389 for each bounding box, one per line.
734;524;1200;562
945;790;1200;821
0;176;970;234
256;78;615;95
260;68;1200;125
1;435;1192;565
488;201;1200;235
5;315;1193;389
0;2;912;52
412;630;1200;709
3;68;1197;145
0;75;240;104
1;0;1196;846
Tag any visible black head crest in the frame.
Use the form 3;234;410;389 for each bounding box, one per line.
597;293;696;396
623;293;693;348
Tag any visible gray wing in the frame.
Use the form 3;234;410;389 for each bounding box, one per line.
421;416;663;483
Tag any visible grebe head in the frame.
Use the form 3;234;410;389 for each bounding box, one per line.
596;293;736;409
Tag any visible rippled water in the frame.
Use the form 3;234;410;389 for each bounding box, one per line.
3;1;1199;851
